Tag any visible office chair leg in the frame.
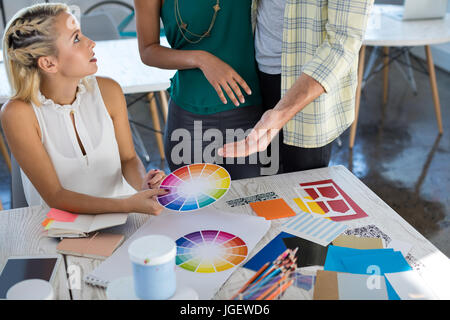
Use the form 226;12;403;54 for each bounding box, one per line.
0;131;11;172
425;45;444;134
349;45;366;149
148;93;165;160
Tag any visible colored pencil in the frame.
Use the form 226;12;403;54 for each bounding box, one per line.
256;273;289;300
243;269;282;299
231;262;270;300
266;279;294;300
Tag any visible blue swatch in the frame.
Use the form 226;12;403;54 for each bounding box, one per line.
324;245;412;300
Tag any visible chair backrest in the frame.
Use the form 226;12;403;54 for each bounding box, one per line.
11;154;28;209
80;11;120;41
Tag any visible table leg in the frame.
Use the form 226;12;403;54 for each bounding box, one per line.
425;45;444;134
0;199;3;211
148;92;165;160
158;91;168;123
383;47;389;105
349;45;366;149
0;130;11;172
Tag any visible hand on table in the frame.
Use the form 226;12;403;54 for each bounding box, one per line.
218;109;284;158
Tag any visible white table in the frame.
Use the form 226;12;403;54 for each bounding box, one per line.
0;37;176;168
1;165;449;300
349;4;450;148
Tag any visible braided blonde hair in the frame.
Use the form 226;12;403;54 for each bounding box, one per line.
2;3;71;106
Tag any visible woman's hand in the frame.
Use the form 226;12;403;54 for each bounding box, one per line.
126;188;169;215
141;169;166;190
198;51;252;107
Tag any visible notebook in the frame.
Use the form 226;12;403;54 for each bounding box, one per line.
56;232;125;260
42;208;128;238
84;208;271;300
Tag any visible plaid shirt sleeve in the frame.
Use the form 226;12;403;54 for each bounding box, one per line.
301;0;374;93
252;0;374;148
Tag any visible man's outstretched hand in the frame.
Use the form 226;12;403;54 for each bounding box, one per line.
218;109;284;158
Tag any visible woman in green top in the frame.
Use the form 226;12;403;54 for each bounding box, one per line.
134;0;264;179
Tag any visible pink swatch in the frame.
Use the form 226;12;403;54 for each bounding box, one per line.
47;208;78;222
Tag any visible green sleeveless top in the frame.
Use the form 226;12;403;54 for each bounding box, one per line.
161;0;261;114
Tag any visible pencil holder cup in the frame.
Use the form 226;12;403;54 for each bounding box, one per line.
128;235;177;300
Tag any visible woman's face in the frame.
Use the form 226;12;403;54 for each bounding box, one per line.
52;12;98;78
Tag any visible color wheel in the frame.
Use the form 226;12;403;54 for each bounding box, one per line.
175;230;248;273
157;163;231;212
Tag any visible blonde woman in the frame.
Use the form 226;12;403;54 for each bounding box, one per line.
0;3;168;215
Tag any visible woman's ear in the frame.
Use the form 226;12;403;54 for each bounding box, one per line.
37;56;58;74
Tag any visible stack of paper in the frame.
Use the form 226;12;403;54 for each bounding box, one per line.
314;270;388;300
41;208;128;238
281;211;348;247
317;245;440;300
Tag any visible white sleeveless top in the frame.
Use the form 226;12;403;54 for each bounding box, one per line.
21;75;137;207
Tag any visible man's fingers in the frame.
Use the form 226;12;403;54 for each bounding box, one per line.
219;128;277;158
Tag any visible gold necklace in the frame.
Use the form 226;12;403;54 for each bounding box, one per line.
174;0;221;44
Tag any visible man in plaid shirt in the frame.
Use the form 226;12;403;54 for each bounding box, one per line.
219;0;374;174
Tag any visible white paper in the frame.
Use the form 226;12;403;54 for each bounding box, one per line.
385;270;439;300
387;239;413;257
86;208;271;299
337;273;388;300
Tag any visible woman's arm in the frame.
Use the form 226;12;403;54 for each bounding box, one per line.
96;76;165;191
97;76;145;191
133;0;252;106
0;99;167;214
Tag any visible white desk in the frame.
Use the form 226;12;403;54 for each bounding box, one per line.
349;4;450;148
0;37;176;167
1;166;449;300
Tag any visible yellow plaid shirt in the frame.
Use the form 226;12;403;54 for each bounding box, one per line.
252;0;374;148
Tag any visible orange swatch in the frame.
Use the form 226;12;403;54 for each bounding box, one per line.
250;198;296;220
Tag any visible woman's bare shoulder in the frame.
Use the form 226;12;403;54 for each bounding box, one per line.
0;99;35;123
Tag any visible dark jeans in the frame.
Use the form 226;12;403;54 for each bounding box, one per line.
164;100;266;180
258;70;332;174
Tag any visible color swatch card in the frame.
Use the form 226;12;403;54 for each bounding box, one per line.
281;211;348;247
157;163;231;212
313;270;388;300
293;179;368;221
332;234;384;249
249;198;296;220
